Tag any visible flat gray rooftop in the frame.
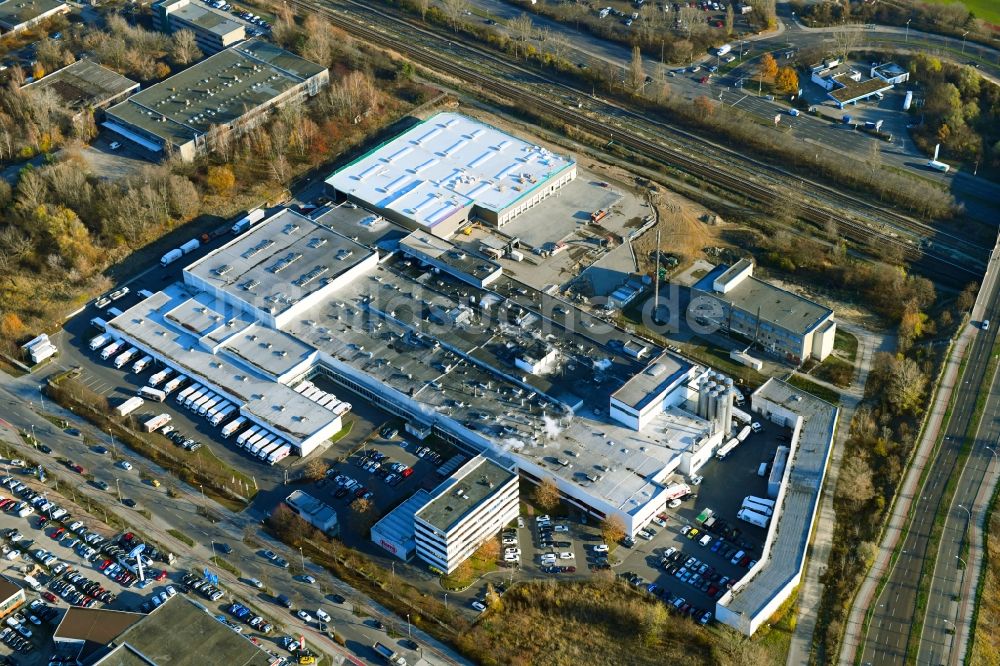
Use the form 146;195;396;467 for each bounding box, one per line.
417;457;515;532
695;265;832;336
280;253;712;515
25;59;138;111
108;286;338;443
96;595;274;666
0;0;64;27
105;38;325;147
400;232;500;283
612;352;691;411
723;378;837;619
186;208;375;320
312;203;412;249
170;0;243;36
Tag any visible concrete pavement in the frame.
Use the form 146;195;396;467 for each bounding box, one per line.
0;369;470;666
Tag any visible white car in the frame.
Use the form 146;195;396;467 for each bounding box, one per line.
301;575;316;585
750;422;763;433
316;609;331;622
503;553;520;563
536;515;551;524
504;548;521;557
558;552;575;560
668;498;682;509
553;525;569;533
248;578;264;589
540;554;557;563
296;610;313;623
8;460;24;468
119;461;133;471
471;601;486;612
165;585;177;597
593;544;609;553
502;537;517;546
638;530;653;540
517;517;525;528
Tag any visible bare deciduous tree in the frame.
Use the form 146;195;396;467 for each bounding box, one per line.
441;0;470;30
171;29;202;65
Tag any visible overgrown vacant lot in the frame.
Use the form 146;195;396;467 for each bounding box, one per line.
455;580;764;666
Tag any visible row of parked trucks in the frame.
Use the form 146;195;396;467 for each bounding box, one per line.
88;331;290;466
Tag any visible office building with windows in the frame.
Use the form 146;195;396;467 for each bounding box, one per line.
413;456;519;573
691;258;836;363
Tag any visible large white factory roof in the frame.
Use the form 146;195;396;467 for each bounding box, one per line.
325;112;575;231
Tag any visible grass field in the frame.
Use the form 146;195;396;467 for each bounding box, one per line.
922;0;1000;25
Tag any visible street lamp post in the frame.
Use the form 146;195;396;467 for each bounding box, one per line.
406;613;411;639
443;593;448;610
115;478;122;503
299;546;305;572
905;19;911;43
962;30;969;54
199;484;205;503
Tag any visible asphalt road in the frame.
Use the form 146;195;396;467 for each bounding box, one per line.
0;371;469;666
859;253;1000;665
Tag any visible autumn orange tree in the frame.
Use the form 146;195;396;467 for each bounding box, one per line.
205;165;235;195
759;52;778;80
775;66;799;94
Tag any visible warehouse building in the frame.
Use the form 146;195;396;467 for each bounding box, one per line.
103;39;328;161
325;112;577;237
716;378;837;635
25;60;139;120
153;0;245;54
413;456;519;574
370;489;432;561
0;0;68;34
106;205;749;537
692;258;836;363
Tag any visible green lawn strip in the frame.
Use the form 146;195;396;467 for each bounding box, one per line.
965;463;1000;664
329;420;354;444
904;339;1000;664
211;555;242;578
834;329;859;362
785;374;841;405
813;355;855;388
168;529;195;548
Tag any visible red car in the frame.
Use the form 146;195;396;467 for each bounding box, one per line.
699;76;709;84
37;516;47;526
71;464;84;473
99;559;112;571
154;569;167;582
42;592;58;603
51;528;65;540
401;468;414;478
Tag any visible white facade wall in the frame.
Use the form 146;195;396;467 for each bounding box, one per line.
414;474;519;573
494;166;577;227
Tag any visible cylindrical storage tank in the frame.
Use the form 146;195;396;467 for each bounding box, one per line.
722;389;734;434
698;379;710;418
708;388;720;421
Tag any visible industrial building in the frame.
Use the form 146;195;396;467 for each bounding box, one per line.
691;258;836;363
412;456;518;573
54;596;276;665
103;39;328;161
716;378;838;635
810;58;894;109
106;203;758;538
0;0;68;33
870;62;909;85
284;489;339;535
152;0;245;54
25;60;139;119
325;112;577;237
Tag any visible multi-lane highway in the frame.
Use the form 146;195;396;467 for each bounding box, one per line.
858;248;1000;665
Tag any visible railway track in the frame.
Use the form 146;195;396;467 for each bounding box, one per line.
293;0;985;279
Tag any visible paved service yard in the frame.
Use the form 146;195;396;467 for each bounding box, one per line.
616;422;791;616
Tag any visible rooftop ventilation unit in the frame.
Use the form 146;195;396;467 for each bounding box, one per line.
243;279;260;290
242;238;274;259
215;264;233;276
270;252;303;274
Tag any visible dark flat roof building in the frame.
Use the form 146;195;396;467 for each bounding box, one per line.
25;60;139;118
103;38;328;161
0;0;68;33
